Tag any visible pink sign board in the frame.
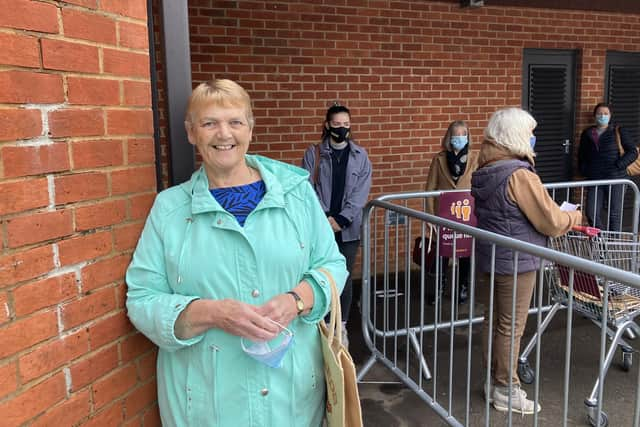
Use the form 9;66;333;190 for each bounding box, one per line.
437;190;477;258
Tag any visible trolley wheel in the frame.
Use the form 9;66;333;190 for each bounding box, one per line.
586;407;608;427
517;360;535;385
621;350;633;372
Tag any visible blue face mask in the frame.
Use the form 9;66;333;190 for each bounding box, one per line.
241;320;294;368
596;115;610;126
450;135;468;151
530;135;536;149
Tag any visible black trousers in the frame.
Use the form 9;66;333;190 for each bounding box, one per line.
337;238;360;323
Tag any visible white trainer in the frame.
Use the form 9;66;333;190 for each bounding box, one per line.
483;382;494;404
492;384;541;415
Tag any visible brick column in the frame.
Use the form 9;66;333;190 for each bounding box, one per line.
0;0;159;425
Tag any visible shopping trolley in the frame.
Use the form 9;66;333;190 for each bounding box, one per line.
517;226;640;427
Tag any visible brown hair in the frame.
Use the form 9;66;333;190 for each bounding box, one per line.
592;102;612;117
441;120;471;151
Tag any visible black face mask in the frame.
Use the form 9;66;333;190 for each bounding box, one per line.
328;126;350;143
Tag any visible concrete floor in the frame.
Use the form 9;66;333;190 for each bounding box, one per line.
347;288;640;427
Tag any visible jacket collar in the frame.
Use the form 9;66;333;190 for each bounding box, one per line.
477;139;535;169
185;155;287;215
321;137;364;155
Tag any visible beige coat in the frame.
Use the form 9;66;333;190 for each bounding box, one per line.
425;150;479;215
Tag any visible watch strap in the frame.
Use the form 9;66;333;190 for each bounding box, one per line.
286;291;304;315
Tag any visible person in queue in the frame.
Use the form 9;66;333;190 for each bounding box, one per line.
424;120;479;304
472;107;582;414
126;79;348;426
302;103;372;348
578;102;637;231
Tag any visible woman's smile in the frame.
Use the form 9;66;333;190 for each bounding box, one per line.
210;143;236;151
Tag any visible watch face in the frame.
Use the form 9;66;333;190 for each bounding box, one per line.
296;300;304;312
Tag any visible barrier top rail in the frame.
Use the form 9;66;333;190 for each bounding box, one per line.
370;178;639;235
372;178;639;202
362;198;640;290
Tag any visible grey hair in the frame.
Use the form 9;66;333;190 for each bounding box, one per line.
484;108;537;158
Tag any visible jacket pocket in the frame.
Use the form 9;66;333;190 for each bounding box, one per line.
186;343;218;425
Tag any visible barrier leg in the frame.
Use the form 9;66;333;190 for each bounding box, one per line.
357;355;378;382
408;329;432;381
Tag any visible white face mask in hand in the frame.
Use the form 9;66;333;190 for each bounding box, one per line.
240;319;294;368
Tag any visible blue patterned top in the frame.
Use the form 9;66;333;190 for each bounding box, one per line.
210;180;266;226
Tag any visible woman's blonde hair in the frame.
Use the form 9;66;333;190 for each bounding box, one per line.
442;120;471;151
484;108;537;158
185;79;255;128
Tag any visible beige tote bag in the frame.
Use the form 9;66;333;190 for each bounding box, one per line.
317;268;363;427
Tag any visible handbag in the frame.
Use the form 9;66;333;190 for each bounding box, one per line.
615;125;640;176
412;224;436;270
317;268;363;427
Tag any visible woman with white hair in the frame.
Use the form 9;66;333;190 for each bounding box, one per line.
471;107;582;415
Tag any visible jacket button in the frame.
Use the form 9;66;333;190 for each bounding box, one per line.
260;388;269;396
251;289;260;298
217;219;222;225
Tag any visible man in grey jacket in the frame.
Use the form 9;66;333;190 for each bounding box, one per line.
302;103;373;347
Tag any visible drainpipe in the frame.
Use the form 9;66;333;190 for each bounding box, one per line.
147;0;164;192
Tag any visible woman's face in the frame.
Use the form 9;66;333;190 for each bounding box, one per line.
186;103;253;175
452;126;467;137
595;106;611;127
328;112;351;129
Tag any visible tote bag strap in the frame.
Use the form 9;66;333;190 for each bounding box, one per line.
318;267;343;346
615;126;624;155
313;144;321;184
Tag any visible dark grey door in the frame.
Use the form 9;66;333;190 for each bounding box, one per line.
605;51;640;231
606;51;640;147
522;49;578;183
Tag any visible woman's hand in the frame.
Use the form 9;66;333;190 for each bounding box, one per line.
327;216;341;232
257;281;315;328
175;299;280;342
213;299;281;341
257;294;299;329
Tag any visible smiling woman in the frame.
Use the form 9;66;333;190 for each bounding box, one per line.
125;79;348;426
184;81;255;188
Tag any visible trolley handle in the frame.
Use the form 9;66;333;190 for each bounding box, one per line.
572;225;600;237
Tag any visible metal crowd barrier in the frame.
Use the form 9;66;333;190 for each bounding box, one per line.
358;179;640;426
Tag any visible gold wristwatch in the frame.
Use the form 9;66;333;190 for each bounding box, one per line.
286;291;304;315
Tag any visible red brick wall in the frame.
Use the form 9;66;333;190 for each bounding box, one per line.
181;0;640;192
174;0;640;272
0;0;159;425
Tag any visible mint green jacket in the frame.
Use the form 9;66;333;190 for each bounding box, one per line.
126;155;348;427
